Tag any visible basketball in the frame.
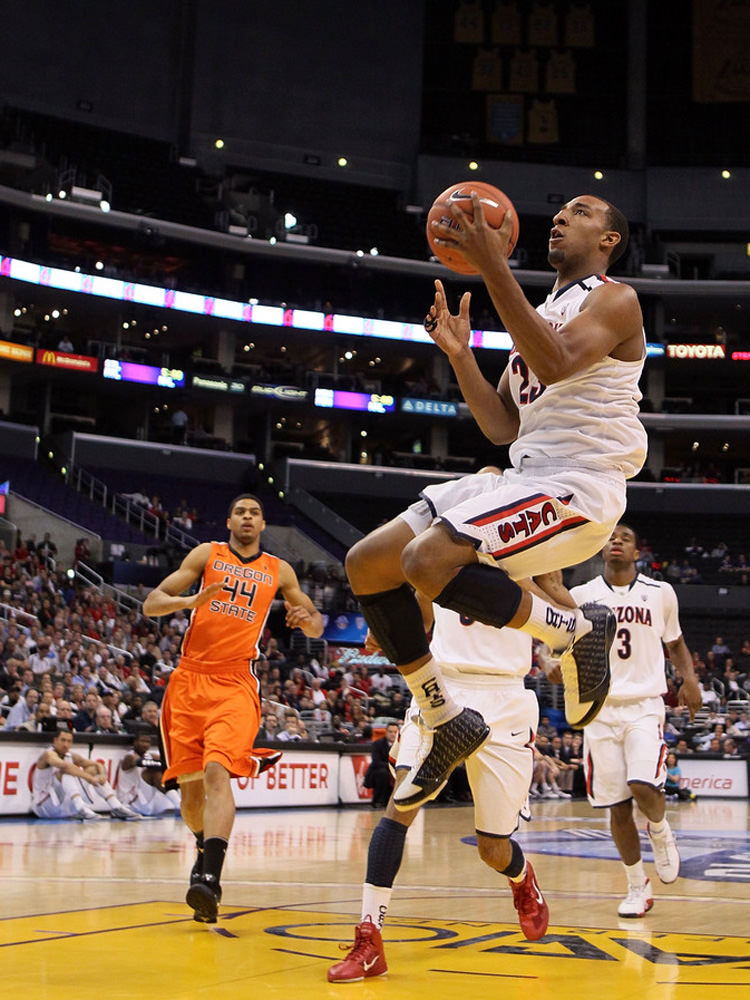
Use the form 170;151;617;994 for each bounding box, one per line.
426;180;519;275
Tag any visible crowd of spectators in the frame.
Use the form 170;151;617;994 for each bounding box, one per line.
1;531;748;788
634;536;750;587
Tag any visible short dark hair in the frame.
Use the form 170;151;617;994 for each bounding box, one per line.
601;199;630;267
615;522;640;547
227;493;264;518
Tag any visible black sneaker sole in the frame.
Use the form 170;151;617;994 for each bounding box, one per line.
186;882;220;923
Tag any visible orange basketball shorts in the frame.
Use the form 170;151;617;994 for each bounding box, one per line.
160;657;261;781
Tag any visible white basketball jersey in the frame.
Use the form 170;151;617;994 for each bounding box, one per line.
430;604;532;677
31;748;70;803
507;274;647;480
569;573;682;701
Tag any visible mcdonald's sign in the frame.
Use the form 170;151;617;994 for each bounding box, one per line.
35;349;98;373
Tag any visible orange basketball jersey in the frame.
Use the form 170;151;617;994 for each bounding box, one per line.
180;542;281;667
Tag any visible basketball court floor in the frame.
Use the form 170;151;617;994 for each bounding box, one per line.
3;796;749;999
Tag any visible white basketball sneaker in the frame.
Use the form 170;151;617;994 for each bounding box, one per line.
618;879;654;918
647;821;680;883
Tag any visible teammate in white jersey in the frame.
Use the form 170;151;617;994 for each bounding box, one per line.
329;581;559;983
346;195;646;810
32;726;141;821
117;729;181;816
569;523;701;918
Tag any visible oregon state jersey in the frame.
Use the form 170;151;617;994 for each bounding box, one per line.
430;604;532;678
180;542;281;666
507;274;647;480
569;573;682;701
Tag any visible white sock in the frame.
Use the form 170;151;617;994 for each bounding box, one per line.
624;859;647;886
649;818;668;837
519;594;579;652
403;658;460;727
362;884;393;930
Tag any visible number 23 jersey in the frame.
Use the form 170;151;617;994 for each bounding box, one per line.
507;273;648;481
569;573;683;702
181;542;281;666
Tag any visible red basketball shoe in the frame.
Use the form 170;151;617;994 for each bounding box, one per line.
510;862;549;941
327;918;388;983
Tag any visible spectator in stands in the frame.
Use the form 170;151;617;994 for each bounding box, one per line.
675;738;692;754
711;636;731;669
698;678;721;712
365;723;399;808
722;737;740;757
73;538;91;567
139;700;161;736
537;715;558;741
73;690;99;732
258;713;280;740
277;711;303;741
94;705;121;734
37;532;58;569
387;689;407;720
664;752;696;801
5;686;39;729
0;683;23;721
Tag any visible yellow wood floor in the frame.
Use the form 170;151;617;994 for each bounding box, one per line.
3;797;749;999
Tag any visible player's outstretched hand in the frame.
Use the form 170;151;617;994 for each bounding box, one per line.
424;279;472;359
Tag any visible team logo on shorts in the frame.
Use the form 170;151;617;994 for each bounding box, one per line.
468;493;588;558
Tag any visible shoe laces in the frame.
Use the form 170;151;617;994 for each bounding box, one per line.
512;874;537;914
338;923;375;958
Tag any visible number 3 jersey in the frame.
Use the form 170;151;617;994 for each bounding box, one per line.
507;273;648;481
180;542;281;667
569;573;683;702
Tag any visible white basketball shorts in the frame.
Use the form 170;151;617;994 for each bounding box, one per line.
396;671;538;837
400;464;626;580
583;697;667;808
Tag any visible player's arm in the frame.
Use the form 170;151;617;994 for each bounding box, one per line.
142;543;219;618
435;195;644;384
120;752;139;772
526;570;577;608
665;635;702;720
424;281;520;445
278;562;324;637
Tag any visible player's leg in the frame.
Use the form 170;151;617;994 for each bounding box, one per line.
90;777;142;820
57;773;105;820
402;477;617;732
328;723;422;983
186;673;260;922
623;706;679;885
585;718;653;917
467;684;548;941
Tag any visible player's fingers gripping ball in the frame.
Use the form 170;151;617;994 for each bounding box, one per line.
426;180;519;274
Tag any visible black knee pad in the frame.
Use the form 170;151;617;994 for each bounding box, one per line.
356;585;430;666
435;563;522;628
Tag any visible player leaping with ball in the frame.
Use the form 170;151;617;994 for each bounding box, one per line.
346;192;648;809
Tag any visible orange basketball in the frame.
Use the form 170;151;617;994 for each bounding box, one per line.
426;180;519;275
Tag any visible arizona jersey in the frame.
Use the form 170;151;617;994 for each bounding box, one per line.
507;274;647;480
431;604;532;678
181;542;281;666
569;573;682;701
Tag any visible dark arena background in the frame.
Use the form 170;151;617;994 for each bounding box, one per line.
0;3;748;997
